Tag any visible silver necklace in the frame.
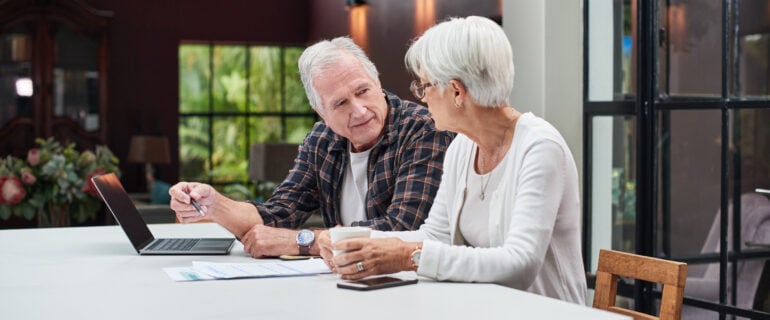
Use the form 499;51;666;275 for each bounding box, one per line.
477;151;494;200
479;173;491;200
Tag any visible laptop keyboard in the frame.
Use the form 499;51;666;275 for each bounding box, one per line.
148;238;200;251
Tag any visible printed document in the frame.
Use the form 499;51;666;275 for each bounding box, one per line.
164;258;331;281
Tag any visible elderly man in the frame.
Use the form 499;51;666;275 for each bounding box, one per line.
169;37;453;258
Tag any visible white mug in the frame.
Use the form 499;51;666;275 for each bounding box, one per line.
329;226;371;256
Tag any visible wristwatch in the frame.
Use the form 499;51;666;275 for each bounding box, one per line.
410;246;422;271
296;229;315;256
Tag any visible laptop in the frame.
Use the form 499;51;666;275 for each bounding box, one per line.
92;173;235;255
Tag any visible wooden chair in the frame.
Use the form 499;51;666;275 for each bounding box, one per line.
593;249;688;320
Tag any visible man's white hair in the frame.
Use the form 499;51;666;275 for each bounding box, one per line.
298;37;380;114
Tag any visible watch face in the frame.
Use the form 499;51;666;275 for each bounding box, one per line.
411;250;421;265
296;229;315;246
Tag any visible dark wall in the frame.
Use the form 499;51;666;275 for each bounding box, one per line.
86;0;309;191
308;0;500;100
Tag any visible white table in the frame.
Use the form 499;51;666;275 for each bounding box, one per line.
0;223;628;320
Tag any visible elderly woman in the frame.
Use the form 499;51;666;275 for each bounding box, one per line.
319;16;586;304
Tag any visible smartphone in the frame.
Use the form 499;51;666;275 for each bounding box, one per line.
337;276;418;291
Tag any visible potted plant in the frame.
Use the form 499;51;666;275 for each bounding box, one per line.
0;138;120;227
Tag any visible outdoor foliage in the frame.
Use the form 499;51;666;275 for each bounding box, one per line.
178;44;314;198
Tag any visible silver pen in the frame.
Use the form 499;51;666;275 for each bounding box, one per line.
189;196;206;216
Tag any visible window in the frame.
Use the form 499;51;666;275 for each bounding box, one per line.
178;44;316;199
585;1;770;318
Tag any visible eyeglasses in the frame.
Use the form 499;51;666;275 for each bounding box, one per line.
410;80;433;99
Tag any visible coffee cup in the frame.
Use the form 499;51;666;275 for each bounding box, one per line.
329;226;371;256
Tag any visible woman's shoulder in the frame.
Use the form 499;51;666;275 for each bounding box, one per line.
515;112;567;144
442;134;474;163
447;134;474;151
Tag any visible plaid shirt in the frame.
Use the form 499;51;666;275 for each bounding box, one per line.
251;90;454;231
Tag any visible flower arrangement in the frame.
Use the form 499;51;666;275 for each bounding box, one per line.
0;137;120;226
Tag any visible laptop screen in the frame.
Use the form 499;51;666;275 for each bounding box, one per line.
91;173;155;251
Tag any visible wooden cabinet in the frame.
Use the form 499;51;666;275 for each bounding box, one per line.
0;0;112;156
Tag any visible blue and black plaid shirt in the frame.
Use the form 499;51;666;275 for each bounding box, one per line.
251;90;454;231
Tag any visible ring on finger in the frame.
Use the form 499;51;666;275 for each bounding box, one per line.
356;261;365;272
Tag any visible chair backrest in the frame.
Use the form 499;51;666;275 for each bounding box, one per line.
696;193;770;308
593;249;688;320
248;143;299;183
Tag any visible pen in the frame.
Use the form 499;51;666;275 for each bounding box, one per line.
189;196;206;216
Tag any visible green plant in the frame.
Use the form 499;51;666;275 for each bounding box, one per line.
611;167;636;221
0;137;120;224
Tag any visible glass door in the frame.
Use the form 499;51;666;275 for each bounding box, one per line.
585;0;770;318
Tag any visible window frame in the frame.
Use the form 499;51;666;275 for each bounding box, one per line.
583;1;770;318
178;42;318;193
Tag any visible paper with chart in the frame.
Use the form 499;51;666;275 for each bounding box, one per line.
164;258;331;281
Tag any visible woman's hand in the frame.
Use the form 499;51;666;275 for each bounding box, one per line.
331;237;415;280
316;229;336;271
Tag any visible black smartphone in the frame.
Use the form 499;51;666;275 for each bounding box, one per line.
337;276;418;291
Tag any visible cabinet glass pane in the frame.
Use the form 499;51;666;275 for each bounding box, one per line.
589;115;637;270
212;46;246;113
656;109;721;257
249;47;281;112
587;0;635;101
659;1;722;98
737;1;770;99
0;27;32;128
53;27;100;131
179;45;211;113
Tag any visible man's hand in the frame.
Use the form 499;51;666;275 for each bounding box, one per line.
169;182;216;223
240;224;299;258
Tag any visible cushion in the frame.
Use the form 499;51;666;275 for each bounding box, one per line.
150;180;171;205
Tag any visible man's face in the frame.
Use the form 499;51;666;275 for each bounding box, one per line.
313;56;388;152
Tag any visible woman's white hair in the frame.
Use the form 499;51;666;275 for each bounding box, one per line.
405;16;514;107
298;37;380;113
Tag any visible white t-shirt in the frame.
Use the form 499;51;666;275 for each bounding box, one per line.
340;144;372;226
459;145;507;248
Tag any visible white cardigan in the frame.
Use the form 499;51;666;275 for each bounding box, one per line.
376;112;587;304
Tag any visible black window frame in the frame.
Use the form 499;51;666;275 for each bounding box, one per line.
582;1;770;319
178;42;319;192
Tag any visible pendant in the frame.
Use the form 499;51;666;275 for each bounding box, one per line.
480;192;485;200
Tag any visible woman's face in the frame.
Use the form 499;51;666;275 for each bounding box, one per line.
418;78;457;132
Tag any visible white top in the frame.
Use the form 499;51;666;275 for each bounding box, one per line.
458;145;505;248
376;112;587;304
340;145;371;226
0;223;628;320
